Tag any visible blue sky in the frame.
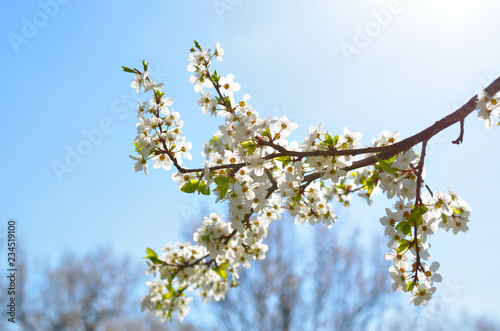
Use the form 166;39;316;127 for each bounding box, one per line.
2;0;500;325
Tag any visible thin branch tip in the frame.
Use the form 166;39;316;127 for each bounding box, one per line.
452;119;465;145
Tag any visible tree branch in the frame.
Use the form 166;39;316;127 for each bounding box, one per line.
304;75;500;181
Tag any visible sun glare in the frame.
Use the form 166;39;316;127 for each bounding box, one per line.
415;0;491;24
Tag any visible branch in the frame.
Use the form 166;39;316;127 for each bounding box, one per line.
167;75;500;179
414;140;428;207
304;75;500;182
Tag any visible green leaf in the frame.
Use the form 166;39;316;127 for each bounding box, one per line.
395;221;405;231
155;89;165;99
219;269;228;279
261;127;272;139
376;156;398;174
240;140;256;154
408;205;428;226
223;95;232;108
198;180;210;195
275;156;292;169
332;135;339;146
395;221;411;236
194;40;202;51
143;248;163;265
408;210;420;227
219;262;229;270
142;60;148;71
397;239;409;253
163;292;174;300
181;180;200;194
214;176;230;185
150;256;163;265
213;266;228;279
214;176;230;199
211;70;220;83
121;66;137;74
407;280;415;292
324;133;334;146
146;247;158;258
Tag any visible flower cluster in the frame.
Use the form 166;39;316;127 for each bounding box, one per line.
381;189;470;305
123;42;497;321
124;61;192;176
140;210;271;321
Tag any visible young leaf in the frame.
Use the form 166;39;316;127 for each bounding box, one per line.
213;266;228;279
408;210;420;226
223;95;232;108
143;252;163;265
397;239;409;253
142;60;148;71
214;176;230;185
261;127;272;139
408;205;428;226
240;140;256;154
146;247;158;258
150;256;163;265
122;66;137;74
181;180;200;194
211;70;220;83
275;156;292;169
324;133;334;146
198;180;211;196
395;221;411;236
376;157;398;174
332;135;339;146
214;176;230;199
407;280;415;292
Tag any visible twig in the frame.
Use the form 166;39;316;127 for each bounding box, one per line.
452;119;465;145
415;140;428;207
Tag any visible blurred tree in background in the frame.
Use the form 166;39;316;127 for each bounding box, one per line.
211;219;389;330
205;217;500;331
2;249;197;331
1;235;499;331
